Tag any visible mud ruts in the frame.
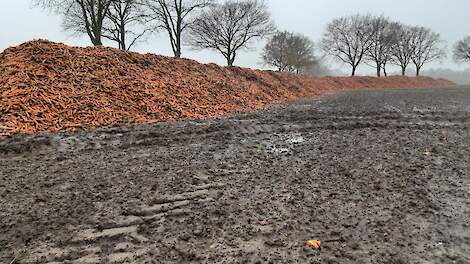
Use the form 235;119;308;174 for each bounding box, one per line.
1;86;469;263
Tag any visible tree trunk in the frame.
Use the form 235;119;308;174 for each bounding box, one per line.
92;27;103;46
175;16;182;58
382;64;387;77
173;43;181;58
175;46;181;58
351;66;356;76
226;53;235;66
376;62;381;77
229;51;237;66
401;66;406;76
416;66;421;76
120;21;126;50
92;37;103;46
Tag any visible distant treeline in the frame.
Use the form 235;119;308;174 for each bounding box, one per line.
32;0;470;77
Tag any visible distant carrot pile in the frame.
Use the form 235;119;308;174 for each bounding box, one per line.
0;40;454;137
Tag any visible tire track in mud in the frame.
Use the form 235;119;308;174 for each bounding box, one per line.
1;110;469;157
23;183;225;264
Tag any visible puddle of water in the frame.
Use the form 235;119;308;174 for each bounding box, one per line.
286;136;305;144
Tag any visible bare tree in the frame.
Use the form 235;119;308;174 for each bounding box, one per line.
144;0;213;58
410;26;446;76
285;33;316;74
262;31;315;73
365;16;395;77
454;37;470;63
33;0;114;46
262;31;292;71
321;14;375;76
390;23;414;76
189;0;275;66
103;0;150;50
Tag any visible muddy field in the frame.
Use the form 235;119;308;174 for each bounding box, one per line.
1;86;470;264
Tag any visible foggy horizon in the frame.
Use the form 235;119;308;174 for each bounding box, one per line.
1;0;470;77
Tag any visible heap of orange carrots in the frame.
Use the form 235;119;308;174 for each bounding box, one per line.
0;40;454;137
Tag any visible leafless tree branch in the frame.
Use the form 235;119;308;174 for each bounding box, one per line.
102;0;151;50
364;16;395;77
262;31;315;74
188;0;275;66
389;23;415;76
453;37;470;63
409;26;446;76
320;14;375;76
33;0;114;46
143;0;213;57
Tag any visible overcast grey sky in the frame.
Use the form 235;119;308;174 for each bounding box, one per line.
1;0;469;75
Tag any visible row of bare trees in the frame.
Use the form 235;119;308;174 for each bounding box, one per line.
320;15;446;76
33;0;274;66
34;2;458;74
33;0;211;54
260;15;450;77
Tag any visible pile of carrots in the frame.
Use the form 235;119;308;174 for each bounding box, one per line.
0;40;454;137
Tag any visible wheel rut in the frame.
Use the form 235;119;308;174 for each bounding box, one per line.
23;183;225;264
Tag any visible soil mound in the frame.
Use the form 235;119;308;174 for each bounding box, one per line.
0;40;454;136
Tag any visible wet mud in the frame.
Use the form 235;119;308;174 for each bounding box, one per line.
1;86;469;263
